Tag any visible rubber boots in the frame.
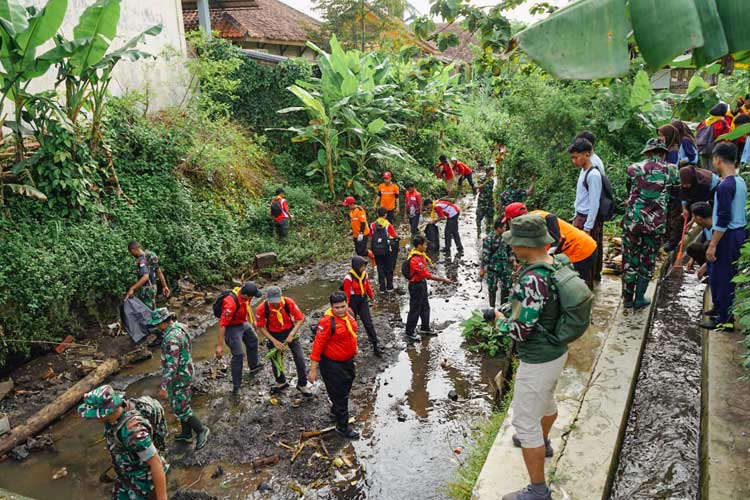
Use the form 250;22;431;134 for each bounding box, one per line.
188;415;210;450
175;420;193;443
623;283;635;308
633;277;651;309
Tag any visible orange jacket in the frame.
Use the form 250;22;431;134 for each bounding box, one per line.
530;210;597;263
349;206;370;237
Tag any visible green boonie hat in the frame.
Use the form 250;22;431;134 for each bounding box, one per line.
641;138;669;155
147;307;176;326
77;384;123;419
502;214;554;247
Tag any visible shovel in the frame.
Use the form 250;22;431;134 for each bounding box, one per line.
672;213;690;272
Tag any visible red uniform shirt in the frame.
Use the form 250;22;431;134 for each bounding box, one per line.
405;189;422;217
434;200;460;219
408;253;434;283
437;162;455;181
219;290;255;327
310;311;358;362
370;220;398;238
272;197;290;223
342;271;374;302
255;297;304;332
454;161;472;175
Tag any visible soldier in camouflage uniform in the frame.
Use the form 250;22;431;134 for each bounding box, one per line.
149;308;210;450
499;176;536;214
480;219;512;307
476;166;496;233
78;385;169;500
621;139;679;309
126;241;170;310
492;215;567;500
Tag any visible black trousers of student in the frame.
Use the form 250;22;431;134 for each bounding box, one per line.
445;215;463;252
265;329;307;387
320;355;355;430
409;214;420;236
406;280;430;334
349;295;379;347
458;173;475;190
573;251;597;290
354;236;369;257
574;213;603;281
374;253;394;291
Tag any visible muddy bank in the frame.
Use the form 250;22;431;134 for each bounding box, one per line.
609;272;704;499
0;193;506;500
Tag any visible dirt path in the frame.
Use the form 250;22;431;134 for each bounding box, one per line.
0;193;505;500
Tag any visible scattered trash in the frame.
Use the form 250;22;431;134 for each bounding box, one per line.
106;323;121;337
53;336;75;354
257;482;272;492
52;466;68;480
448;390;459;401
332;456;344;468
41;365;56;381
270;397;279;406
27;434;54;451
10;444;29;461
211;466;224;479
76;359;99;377
397;415;407;422
453;447;462;455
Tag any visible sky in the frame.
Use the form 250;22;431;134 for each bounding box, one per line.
279;0;570;24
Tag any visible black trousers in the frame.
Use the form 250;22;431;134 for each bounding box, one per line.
458;173;475;190
574;213;603;281
409;214;420;236
374;253;394;291
320;356;355;430
573;250;597;290
349;295;379;347
265;329;307;387
406;280;430;334
354;236;369;257
275;219;289;239
445;216;463;252
666;198;684;247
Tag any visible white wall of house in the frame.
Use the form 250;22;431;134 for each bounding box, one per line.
19;0;188;110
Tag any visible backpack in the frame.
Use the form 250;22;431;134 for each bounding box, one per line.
371;222;391;256
583;166;615;221
696;124;715;155
270;198;283;217
116;396;168;452
424;223;440;252
213;290;239;318
521;255;593;346
401;256;413;279
310;315;336;337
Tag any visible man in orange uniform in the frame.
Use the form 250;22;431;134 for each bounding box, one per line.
214;282;264;395
308;292;360;439
342;256;383;356
451;157;476;192
374;171;400;223
342;196;370;257
503;203;598;289
256;286;311;396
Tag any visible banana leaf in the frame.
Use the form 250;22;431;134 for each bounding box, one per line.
515;0;630;80
630;0;703;70
715;0;750;54
692;0;728;67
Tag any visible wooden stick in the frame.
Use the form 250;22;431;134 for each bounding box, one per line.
299;417;355;441
673;214;690;270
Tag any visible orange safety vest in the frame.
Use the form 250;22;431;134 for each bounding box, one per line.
530;210;597;263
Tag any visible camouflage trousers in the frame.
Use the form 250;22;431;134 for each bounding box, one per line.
476;206;495;230
622;231;660;292
168;384;193;422
113;476;155;500
136;285;157;310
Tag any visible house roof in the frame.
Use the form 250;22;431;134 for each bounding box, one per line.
430;23;479;63
183;0;320;44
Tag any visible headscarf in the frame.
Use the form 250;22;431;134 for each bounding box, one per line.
671;120;695;143
679;165;715;203
658;125;680;150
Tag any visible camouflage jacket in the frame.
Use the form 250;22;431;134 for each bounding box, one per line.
498;266;567;364
160;322;194;391
500;187;527;209
622;158;679;234
136;251;160;287
104;405;169;497
477;177;495;212
481;233;509;274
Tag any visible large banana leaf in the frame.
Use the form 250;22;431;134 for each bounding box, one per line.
70;0;121;74
0;0;28;35
515;0;630;80
16;0;67;61
691;0;728;67
630;0;703;70
715;0;750;54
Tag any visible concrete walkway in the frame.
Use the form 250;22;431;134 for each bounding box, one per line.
472;275;657;500
702;325;750;500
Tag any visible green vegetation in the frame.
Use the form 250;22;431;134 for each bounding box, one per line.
461;310;512;357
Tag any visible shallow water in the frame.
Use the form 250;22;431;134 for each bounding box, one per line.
609;272;704;500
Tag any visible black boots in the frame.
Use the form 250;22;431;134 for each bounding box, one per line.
175;420;193;443
633;277;651;309
187;415;210;450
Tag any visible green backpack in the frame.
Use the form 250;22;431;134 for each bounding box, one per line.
521;254;593;346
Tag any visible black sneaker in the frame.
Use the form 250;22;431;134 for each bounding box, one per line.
335;426;360;440
405;332;420;342
421;329;438;337
699;317;718;330
270;382;289;394
232;386;241;396
373;345;385;357
247;365;263;376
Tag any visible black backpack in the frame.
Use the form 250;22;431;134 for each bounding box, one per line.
401;255;413;279
371;222;391;256
583;166;615;221
424;223;440;252
213;290;239;318
262;300;292;323
309;315;336;337
696;124;715;155
270;198;283;217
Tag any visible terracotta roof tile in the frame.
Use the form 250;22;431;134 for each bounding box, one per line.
183;0;320;44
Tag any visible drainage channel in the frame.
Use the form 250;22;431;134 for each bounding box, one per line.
608;271;704;499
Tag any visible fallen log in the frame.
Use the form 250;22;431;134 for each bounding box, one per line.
0;349;148;456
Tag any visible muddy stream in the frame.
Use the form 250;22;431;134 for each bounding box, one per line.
609;271;704;499
0;195;506;500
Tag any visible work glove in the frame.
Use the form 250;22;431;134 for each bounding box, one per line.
357;234;364;242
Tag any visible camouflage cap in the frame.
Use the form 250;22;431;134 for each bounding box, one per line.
641;138;669;155
77;385;124;419
147;307;176;326
502;214;554;248
506;177;517;187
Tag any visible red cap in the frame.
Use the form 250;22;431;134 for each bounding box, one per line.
502;202;528;224
383;171;392;180
342;196;356;207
